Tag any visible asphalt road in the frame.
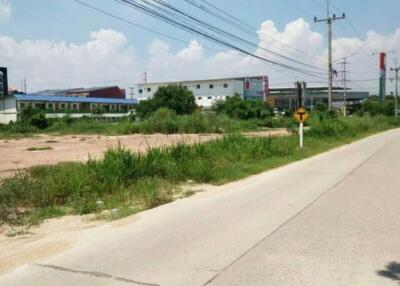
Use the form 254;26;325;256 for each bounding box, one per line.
1;129;400;286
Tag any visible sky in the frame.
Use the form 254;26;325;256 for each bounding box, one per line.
0;0;399;96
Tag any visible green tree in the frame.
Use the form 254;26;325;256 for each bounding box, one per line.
136;85;197;118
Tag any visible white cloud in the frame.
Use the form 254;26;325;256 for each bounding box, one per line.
1;19;399;95
0;29;137;92
0;0;11;22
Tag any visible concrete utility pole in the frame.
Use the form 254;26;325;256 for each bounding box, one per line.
390;59;399;118
314;0;345;111
337;57;349;116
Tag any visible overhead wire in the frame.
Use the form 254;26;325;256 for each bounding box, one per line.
189;0;328;64
143;0;327;72
113;0;328;79
71;0;223;53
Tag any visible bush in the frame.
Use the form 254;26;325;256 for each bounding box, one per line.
213;95;273;120
29;112;49;129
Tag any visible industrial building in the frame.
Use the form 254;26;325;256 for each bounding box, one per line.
136;76;269;108
270;86;370;112
136;75;369;111
39;86;126;99
0;93;137;124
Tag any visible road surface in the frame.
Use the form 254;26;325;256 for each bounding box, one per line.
1;129;400;285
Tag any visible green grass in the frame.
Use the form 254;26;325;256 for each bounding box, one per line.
26;147;53;151
0;111;265;139
1;116;399;226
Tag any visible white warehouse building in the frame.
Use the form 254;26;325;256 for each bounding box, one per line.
136;76;269;108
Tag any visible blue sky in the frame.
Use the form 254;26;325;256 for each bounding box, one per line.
0;0;399;94
3;0;399;55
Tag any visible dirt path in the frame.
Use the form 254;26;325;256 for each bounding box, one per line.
0;129;288;177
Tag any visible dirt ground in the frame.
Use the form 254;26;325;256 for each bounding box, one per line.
0;184;219;275
0;129;288;275
0;129;288;177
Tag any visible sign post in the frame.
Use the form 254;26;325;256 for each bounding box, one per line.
299;122;304;148
294;107;309;148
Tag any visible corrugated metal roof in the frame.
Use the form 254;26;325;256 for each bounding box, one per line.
70;86;118;93
14;94;137;104
136;75;267;86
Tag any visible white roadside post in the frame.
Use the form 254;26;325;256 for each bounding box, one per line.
299;122;304;148
294;108;308;149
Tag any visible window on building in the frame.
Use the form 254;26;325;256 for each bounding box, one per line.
72;104;78;109
60;103;66;109
207;96;212;99
20;103;25;108
47;103;53;109
196;84;201;89
147;87;151;92
139;89;143;94
209;84;214;89
197;97;202;100
223;83;228;88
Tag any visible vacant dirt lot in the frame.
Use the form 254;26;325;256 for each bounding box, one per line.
0;129;288;177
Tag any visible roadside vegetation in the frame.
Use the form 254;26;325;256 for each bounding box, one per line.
0;86;293;139
1;86;400;227
1;114;399;226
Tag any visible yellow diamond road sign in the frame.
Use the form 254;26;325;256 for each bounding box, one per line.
294;107;309;123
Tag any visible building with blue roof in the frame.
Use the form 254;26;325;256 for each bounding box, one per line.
0;93;137;124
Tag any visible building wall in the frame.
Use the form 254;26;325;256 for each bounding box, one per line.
138;79;245;108
0;96;17;124
88;87;125;99
66;87;125;99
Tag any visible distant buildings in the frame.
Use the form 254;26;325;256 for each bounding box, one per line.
0;85;136;124
136;75;369;111
0;94;136;124
270;86;369;112
136;76;269;108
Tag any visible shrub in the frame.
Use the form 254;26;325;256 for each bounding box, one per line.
213;95;273;120
29;112;49;129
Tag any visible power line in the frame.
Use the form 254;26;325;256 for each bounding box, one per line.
144;0;326;72
186;0;327;64
113;0;328;79
71;0;223;53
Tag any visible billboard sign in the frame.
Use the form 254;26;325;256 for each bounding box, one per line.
244;76;269;100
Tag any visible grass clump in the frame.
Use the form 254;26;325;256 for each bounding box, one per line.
1;116;399;226
26;146;53;151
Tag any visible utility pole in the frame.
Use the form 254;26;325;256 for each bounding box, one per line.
314;0;345;111
390;59;399;118
341;58;348;116
338;57;349;116
23;79;27;94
